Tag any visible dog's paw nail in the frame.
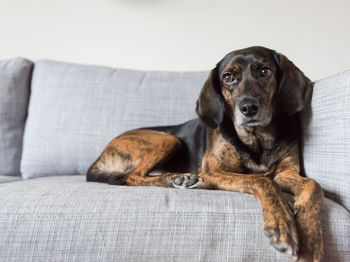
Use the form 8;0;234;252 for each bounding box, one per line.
264;228;279;241
291;253;299;262
291;244;299;258
263;229;273;238
271;241;289;253
185;177;198;186
174;176;184;185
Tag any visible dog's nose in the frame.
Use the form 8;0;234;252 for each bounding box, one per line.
239;98;259;117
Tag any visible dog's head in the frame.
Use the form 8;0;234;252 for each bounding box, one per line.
196;46;313;129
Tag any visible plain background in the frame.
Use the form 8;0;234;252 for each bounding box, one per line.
0;0;349;80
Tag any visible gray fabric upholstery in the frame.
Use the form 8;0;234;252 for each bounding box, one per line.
0;176;349;262
21;60;207;179
0;176;21;184
302;71;350;211
0;58;32;176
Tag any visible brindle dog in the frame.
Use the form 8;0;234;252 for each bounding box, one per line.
87;46;323;261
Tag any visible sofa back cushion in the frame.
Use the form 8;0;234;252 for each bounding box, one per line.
302;71;350;211
0;58;33;176
21;60;207;178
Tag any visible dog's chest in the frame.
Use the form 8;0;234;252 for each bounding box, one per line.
204;131;273;174
212;138;243;172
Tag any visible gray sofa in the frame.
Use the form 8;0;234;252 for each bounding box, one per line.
0;58;349;262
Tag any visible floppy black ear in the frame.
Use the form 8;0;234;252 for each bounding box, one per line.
196;67;224;128
275;53;313;115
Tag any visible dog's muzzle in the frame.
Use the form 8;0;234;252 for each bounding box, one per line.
234;96;270;127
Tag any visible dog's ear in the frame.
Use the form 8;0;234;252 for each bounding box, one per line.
196;67;224;128
274;53;313;115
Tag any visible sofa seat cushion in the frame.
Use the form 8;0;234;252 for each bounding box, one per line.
0;175;22;184
0;176;349;262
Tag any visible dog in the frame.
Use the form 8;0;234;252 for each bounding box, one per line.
87;46;324;261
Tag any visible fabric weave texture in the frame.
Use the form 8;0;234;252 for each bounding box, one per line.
302;71;350;211
0;58;32;176
0;176;349;262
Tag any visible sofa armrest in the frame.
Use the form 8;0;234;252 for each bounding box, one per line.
302;70;350;211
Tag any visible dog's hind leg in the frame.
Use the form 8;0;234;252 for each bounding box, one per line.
87;129;183;187
86;146;135;185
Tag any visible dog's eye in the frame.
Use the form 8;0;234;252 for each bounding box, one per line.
260;67;272;78
223;73;235;84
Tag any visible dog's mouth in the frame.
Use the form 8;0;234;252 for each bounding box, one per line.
234;105;272;128
244;119;261;127
234;113;272;128
239;118;268;127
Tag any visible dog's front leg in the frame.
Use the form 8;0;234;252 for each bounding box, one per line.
274;149;324;262
169;171;298;258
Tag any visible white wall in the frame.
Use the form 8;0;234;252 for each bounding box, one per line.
0;0;349;80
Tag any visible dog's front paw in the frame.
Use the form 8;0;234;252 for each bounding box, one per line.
293;205;323;262
168;174;203;189
263;197;298;259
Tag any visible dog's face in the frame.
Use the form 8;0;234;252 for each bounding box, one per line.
219;47;278;127
196;46;313;129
